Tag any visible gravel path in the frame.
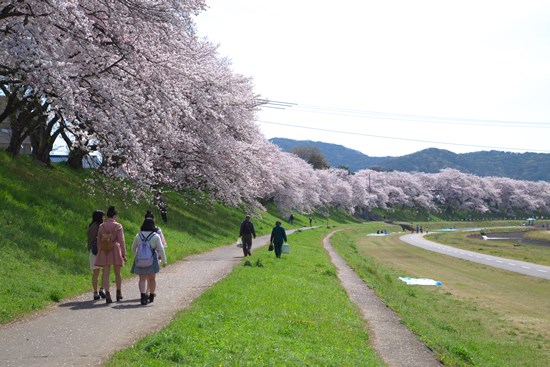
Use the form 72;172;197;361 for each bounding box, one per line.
1;228;441;366
323;231;442;367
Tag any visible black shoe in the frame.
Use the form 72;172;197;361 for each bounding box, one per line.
93;292;100;300
148;293;155;303
98;289;106;299
141;293;148;305
105;291;113;304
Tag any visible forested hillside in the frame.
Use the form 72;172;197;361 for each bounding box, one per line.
270;138;389;171
384;149;550;181
271;138;550;182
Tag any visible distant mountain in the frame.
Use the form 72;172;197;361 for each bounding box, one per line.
270;138;390;172
269;138;550;182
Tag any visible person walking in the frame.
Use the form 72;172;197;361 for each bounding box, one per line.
239;215;256;256
131;218;167;305
144;210;167;296
144;210;167;248
87;210;105;301
95;206;126;303
270;221;288;258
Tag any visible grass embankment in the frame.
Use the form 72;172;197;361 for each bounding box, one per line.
0;152;356;324
107;228;383;367
524;229;550;243
331;224;550;367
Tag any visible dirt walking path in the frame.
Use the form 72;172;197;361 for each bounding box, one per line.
323;231;442;367
1;228;441;367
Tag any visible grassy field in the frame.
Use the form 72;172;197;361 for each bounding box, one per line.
524;229;550;243
330;224;550;367
106;227;383;367
0;152;355;324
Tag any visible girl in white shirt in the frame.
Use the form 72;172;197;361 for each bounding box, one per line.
130;218;167;305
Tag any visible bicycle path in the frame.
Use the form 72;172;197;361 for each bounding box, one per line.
1;228;441;367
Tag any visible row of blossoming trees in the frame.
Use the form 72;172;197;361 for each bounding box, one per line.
2;1;549;217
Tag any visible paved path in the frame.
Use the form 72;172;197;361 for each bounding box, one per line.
401;233;550;280
0;232;276;367
1;228;442;367
323;231;442;367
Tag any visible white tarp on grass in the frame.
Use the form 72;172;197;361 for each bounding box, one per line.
399;277;442;286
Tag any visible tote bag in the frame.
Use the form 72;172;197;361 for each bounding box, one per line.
282;242;290;254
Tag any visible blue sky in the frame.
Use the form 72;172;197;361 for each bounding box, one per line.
195;0;550;156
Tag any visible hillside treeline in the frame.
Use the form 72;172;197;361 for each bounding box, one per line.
321;168;550;217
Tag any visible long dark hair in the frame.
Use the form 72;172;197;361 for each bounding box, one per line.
106;206;117;218
89;210;104;227
141;218;156;232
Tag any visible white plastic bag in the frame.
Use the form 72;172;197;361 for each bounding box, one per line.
282;242;290;254
236;237;243;248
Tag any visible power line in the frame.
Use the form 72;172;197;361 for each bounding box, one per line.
258;100;550;129
257;120;550;153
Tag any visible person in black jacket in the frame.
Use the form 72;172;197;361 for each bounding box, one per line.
270;221;287;258
239;215;256;256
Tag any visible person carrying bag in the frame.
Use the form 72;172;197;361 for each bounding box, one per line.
269;221;288;258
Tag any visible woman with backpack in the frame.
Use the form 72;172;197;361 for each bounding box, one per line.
95;206;126;303
131;218;167;305
144;210;167;248
87;210;105;300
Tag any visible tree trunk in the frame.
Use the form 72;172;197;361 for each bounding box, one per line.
30;131;53;166
5;133;25;156
5;112;32;157
67;147;86;169
30;112;61;166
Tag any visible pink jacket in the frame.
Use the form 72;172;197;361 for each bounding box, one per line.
94;218;126;266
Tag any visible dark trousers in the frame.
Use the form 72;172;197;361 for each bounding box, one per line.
242;233;252;255
274;241;283;258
